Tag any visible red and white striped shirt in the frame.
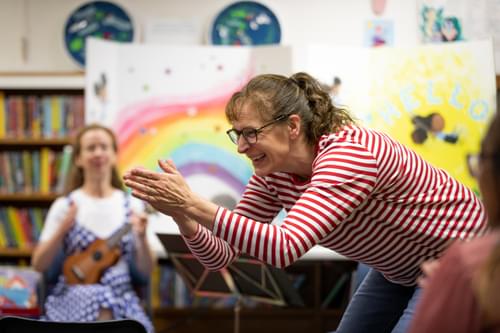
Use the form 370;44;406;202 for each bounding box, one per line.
185;126;487;285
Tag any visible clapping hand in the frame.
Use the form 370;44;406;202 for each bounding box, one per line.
123;159;193;217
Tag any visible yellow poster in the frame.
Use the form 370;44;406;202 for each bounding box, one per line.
305;40;496;194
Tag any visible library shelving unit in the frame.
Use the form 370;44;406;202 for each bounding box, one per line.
0;72;85;262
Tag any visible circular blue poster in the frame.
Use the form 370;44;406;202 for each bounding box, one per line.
64;1;134;67
210;1;281;46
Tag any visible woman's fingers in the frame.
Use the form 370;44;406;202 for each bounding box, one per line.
125;168;173;191
124;161;178;184
158;159;178;174
158;160;169;173
124;167;162;181
124;162;191;213
124;178;159;197
126;177;175;207
129;187;154;203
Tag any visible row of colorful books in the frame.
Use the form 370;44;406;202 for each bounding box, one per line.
0;93;85;139
0;146;73;194
0;207;47;248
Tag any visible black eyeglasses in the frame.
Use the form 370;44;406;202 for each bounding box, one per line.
226;114;288;145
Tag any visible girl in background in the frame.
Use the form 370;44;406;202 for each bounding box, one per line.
32;124;155;333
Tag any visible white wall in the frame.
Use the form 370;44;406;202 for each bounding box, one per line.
0;0;418;72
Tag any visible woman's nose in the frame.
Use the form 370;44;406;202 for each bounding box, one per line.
237;136;250;153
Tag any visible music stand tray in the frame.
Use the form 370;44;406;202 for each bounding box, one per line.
156;233;304;308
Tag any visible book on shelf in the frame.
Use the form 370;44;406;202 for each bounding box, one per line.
6;207;28;247
0;152;13;193
0;209;15;248
39;147;50;194
55;145;73;193
22;151;32;193
0;218;8;247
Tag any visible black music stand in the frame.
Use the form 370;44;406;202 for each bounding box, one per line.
156;233;304;333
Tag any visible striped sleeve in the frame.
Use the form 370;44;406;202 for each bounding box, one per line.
213;143;378;268
183;223;238;271
184;175;283;271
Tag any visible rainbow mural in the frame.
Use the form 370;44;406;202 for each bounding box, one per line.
85;40;270;204
113;88;253;202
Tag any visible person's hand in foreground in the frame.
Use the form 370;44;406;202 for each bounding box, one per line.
123;159;194;215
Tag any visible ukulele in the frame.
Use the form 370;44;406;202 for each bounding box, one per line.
63;223;132;285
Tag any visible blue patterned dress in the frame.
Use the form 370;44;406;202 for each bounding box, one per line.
43;211;154;333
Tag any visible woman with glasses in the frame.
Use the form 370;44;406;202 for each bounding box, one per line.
124;72;486;333
408;109;500;333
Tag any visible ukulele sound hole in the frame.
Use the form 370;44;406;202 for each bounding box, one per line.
93;251;102;261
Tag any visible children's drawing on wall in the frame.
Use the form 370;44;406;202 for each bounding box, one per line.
87;72;109;123
419;2;464;43
94;73;108;119
94;73;107;103
304;41;496;194
410;112;460;145
421;6;444;43
440;17;462;42
364;20;394;47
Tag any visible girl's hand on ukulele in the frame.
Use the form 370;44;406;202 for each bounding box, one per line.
60;202;77;234
131;212;148;239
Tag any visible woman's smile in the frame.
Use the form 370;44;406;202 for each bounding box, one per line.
250;153;266;164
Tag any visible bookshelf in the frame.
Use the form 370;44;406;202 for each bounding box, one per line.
0;72;84;255
0;247;33;258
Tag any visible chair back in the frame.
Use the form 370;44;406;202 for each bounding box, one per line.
0;316;147;333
